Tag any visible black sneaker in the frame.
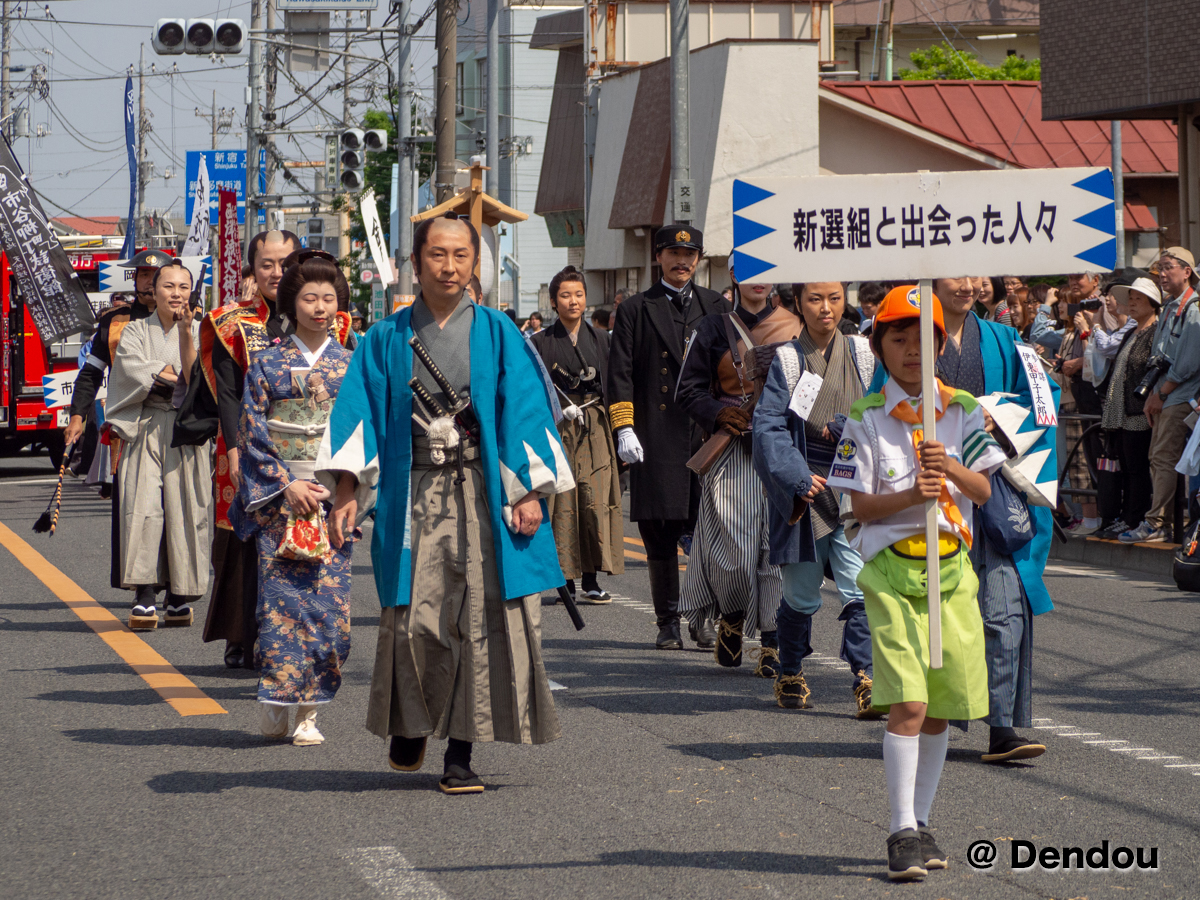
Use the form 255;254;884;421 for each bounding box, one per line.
439;763;485;794
918;825;947;869
388;735;427;772
887;828;928;881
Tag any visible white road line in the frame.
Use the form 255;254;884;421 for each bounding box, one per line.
1082;739;1127;745
548;680;568;691
1164;763;1200;768
341;847;452;900
0;478;61;486
1033;717;1200;778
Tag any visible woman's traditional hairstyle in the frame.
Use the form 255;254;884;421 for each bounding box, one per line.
152;258;193;290
549;265;586;305
275;249;350;317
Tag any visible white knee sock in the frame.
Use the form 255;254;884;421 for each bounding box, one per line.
883;731;920;833
913;728;950;826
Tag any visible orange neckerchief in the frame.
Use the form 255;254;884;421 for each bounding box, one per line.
887;380;973;549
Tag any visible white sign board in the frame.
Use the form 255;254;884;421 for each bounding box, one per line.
99;256;213;293
43;370;106;409
730;167;1117;284
360;188;396;285
277;0;378;8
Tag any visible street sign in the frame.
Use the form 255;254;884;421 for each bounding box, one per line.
43;370;106;409
185;150;267;226
370;282;386;323
360;269;374;283
277;1;378;8
730;167;1118;284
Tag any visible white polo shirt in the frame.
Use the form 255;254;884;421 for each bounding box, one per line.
825;378;1007;564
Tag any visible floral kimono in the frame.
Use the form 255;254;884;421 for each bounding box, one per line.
233;335;355;707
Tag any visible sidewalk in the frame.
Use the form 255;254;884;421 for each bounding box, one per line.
1049;534;1178;578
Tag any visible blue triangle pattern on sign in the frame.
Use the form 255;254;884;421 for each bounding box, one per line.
733;179;774;213
731;250;774;283
1074;238;1116;270
733;214;775;248
1074;203;1115;236
1071;169;1114;201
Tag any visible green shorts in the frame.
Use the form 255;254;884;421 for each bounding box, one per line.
856;547;989;720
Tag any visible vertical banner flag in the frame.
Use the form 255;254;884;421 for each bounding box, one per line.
180;152;211;258
360;188;396;285
120;75;137;260
217;189;241;306
0;133;94;343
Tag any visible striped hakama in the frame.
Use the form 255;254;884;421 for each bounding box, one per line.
366;448;561;745
679;438;782;639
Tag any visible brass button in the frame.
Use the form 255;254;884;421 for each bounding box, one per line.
660;367;668;375
661;385;668;393
661;351;668;358
659;403;666;410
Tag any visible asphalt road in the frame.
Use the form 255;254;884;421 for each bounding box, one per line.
2;448;1199;900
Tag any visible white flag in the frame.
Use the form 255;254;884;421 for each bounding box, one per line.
360;188;396;285
181;153;211;258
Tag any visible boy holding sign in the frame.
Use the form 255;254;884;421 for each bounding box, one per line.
825;286;1005;881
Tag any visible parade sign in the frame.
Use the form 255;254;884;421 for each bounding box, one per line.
360;188;396;285
43;369;105;409
0;134;94;344
217;190;242;305
181;153;211;258
730;167;1117;283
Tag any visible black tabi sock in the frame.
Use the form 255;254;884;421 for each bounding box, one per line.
445;738;473;771
564;579;576;596
989;725;1018;749
760;630;778;649
581;572;600;593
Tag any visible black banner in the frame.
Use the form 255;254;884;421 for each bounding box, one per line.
0;133;94;344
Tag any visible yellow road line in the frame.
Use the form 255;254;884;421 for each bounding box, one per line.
622;547;686;570
0;522;226;717
624;536;645;547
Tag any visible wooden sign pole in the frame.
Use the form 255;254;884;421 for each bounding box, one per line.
919;278;943;669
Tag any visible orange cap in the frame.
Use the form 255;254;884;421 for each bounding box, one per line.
873;284;946;338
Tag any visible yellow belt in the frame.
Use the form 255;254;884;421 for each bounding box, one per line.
891;532;961;559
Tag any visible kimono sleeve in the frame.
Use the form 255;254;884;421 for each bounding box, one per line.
752;351;814;519
315;323;384;519
825;414;874;494
495;319;575;510
962;406;1006;476
237;354;294;511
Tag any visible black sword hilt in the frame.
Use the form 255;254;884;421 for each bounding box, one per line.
409;335;465;409
556;585;586;631
409;377;448;418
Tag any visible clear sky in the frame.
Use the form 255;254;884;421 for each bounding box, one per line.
10;0;435;222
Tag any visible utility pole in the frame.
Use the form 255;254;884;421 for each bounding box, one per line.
396;0;413;293
2;2;10;143
246;0;264;252
1112;120;1125;267
435;0;457;203
263;0;278;220
339;18;352;260
137;44;148;249
883;0;896;81
668;0;691;224
485;0;499;305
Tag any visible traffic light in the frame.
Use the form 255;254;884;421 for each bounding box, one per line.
305;218;325;250
153;19;186;55
363;129;388;152
153;18;244;55
339;130;366;191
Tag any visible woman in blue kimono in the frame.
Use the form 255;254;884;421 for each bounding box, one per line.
234;250;357;746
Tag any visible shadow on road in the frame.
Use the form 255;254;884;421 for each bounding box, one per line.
147;769;451;795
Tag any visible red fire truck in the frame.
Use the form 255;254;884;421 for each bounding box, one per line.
1;249;116;468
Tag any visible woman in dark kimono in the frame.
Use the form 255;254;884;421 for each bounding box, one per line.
233;250;357;746
531;266;624;602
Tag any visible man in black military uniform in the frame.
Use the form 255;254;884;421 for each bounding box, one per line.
607;224;730;649
62;248;170;588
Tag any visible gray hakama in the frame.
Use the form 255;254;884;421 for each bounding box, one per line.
105;316;212;595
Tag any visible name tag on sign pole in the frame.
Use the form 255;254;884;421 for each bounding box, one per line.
787;370;823;421
1014;344;1058;427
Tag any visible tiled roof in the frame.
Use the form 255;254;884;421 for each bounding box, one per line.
53;215;124;236
821;80;1177;174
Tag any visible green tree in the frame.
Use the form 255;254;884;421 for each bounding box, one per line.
339;100;434;312
900;42;1041;81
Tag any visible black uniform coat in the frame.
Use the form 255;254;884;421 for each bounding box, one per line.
607;281;730;521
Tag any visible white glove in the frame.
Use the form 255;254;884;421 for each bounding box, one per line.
562;403;583;422
616;426;644;465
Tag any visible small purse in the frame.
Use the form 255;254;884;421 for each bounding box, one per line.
276;506;332;562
